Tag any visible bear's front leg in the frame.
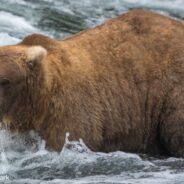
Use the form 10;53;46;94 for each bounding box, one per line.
160;88;184;157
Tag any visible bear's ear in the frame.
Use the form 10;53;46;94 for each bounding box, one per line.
26;46;47;69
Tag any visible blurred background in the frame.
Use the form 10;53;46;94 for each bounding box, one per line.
0;0;184;45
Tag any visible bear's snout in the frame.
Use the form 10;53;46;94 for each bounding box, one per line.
0;78;11;106
0;77;14;119
0;59;26;120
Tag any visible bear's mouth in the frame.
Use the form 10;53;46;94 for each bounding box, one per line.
0;94;17;124
0;113;4;122
0;100;7;121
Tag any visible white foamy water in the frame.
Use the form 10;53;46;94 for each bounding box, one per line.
0;0;184;183
0;33;20;46
0;11;38;38
0;129;184;184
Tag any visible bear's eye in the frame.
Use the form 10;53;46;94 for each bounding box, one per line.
27;61;36;70
0;78;10;87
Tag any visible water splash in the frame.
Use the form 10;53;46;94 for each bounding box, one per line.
0;130;11;175
0;130;182;184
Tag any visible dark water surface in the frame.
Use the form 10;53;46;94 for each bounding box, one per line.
0;0;184;183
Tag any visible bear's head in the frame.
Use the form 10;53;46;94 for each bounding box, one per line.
0;44;47;131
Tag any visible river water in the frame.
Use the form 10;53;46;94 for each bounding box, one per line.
0;0;184;183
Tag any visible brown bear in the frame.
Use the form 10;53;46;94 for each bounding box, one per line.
0;9;184;157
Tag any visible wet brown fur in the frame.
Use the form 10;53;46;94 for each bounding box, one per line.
1;9;184;157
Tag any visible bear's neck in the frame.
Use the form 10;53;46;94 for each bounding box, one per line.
29;43;103;151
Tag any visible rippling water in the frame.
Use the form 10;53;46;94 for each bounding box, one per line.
0;0;184;183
